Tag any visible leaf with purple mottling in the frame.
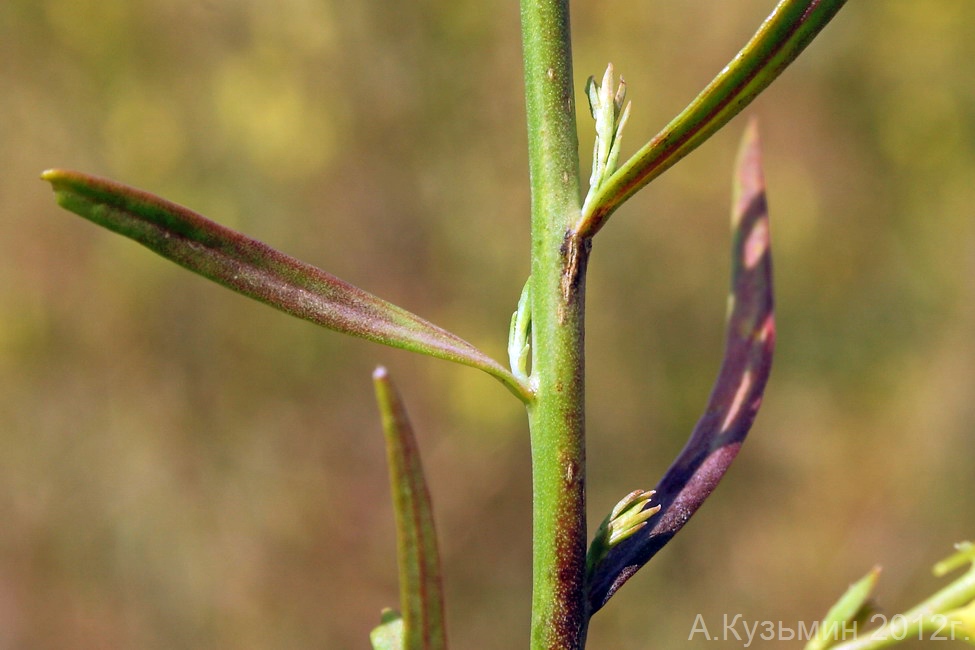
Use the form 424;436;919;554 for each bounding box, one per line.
586;119;775;613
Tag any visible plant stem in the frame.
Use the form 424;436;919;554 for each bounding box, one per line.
520;0;588;647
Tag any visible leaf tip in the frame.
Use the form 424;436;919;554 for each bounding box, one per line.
41;169;74;195
933;541;975;577
744;114;760;140
737;115;764;171
40;168;82;189
732;117;768;237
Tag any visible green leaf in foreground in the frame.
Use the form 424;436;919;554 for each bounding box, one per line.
42;169;531;403
805;567;880;650
576;0;846;239
821;543;975;650
373;367;447;650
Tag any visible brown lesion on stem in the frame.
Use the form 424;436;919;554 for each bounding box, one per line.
550;449;588;648
559;231;591;320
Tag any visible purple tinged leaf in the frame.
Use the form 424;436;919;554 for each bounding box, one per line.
373;367;447;650
42;169;531;402
586;119;775;614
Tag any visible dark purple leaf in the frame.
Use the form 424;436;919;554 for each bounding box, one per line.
586;119;775;613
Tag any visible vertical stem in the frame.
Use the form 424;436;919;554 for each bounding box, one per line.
520;0;588;647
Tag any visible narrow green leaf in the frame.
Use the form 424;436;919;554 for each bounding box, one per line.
587;120;775;613
42;169;531;403
373;367;447;650
805;567;881;650
370;609;405;650
576;0;846;239
823;545;975;649
934;541;975;578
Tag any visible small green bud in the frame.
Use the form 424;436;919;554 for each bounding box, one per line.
606;489;659;546
587;489;659;576
507;279;532;383
584;63;632;213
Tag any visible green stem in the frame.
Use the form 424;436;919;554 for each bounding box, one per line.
520;0;588;647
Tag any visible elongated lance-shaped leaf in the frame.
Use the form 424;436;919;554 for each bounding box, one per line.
805;567;880;650
373;367;447;650
586;120;775;613
575;0;845;239
822;544;975;650
42;170;531;403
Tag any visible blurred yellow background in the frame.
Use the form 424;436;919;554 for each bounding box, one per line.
2;1;974;647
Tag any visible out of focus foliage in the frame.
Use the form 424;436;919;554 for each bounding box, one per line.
2;1;974;647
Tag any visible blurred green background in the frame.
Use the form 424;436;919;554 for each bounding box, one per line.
2;1;974;647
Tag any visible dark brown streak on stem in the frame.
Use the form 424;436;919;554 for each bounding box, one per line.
553;448;587;648
559;231;591;321
538;226;589;647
